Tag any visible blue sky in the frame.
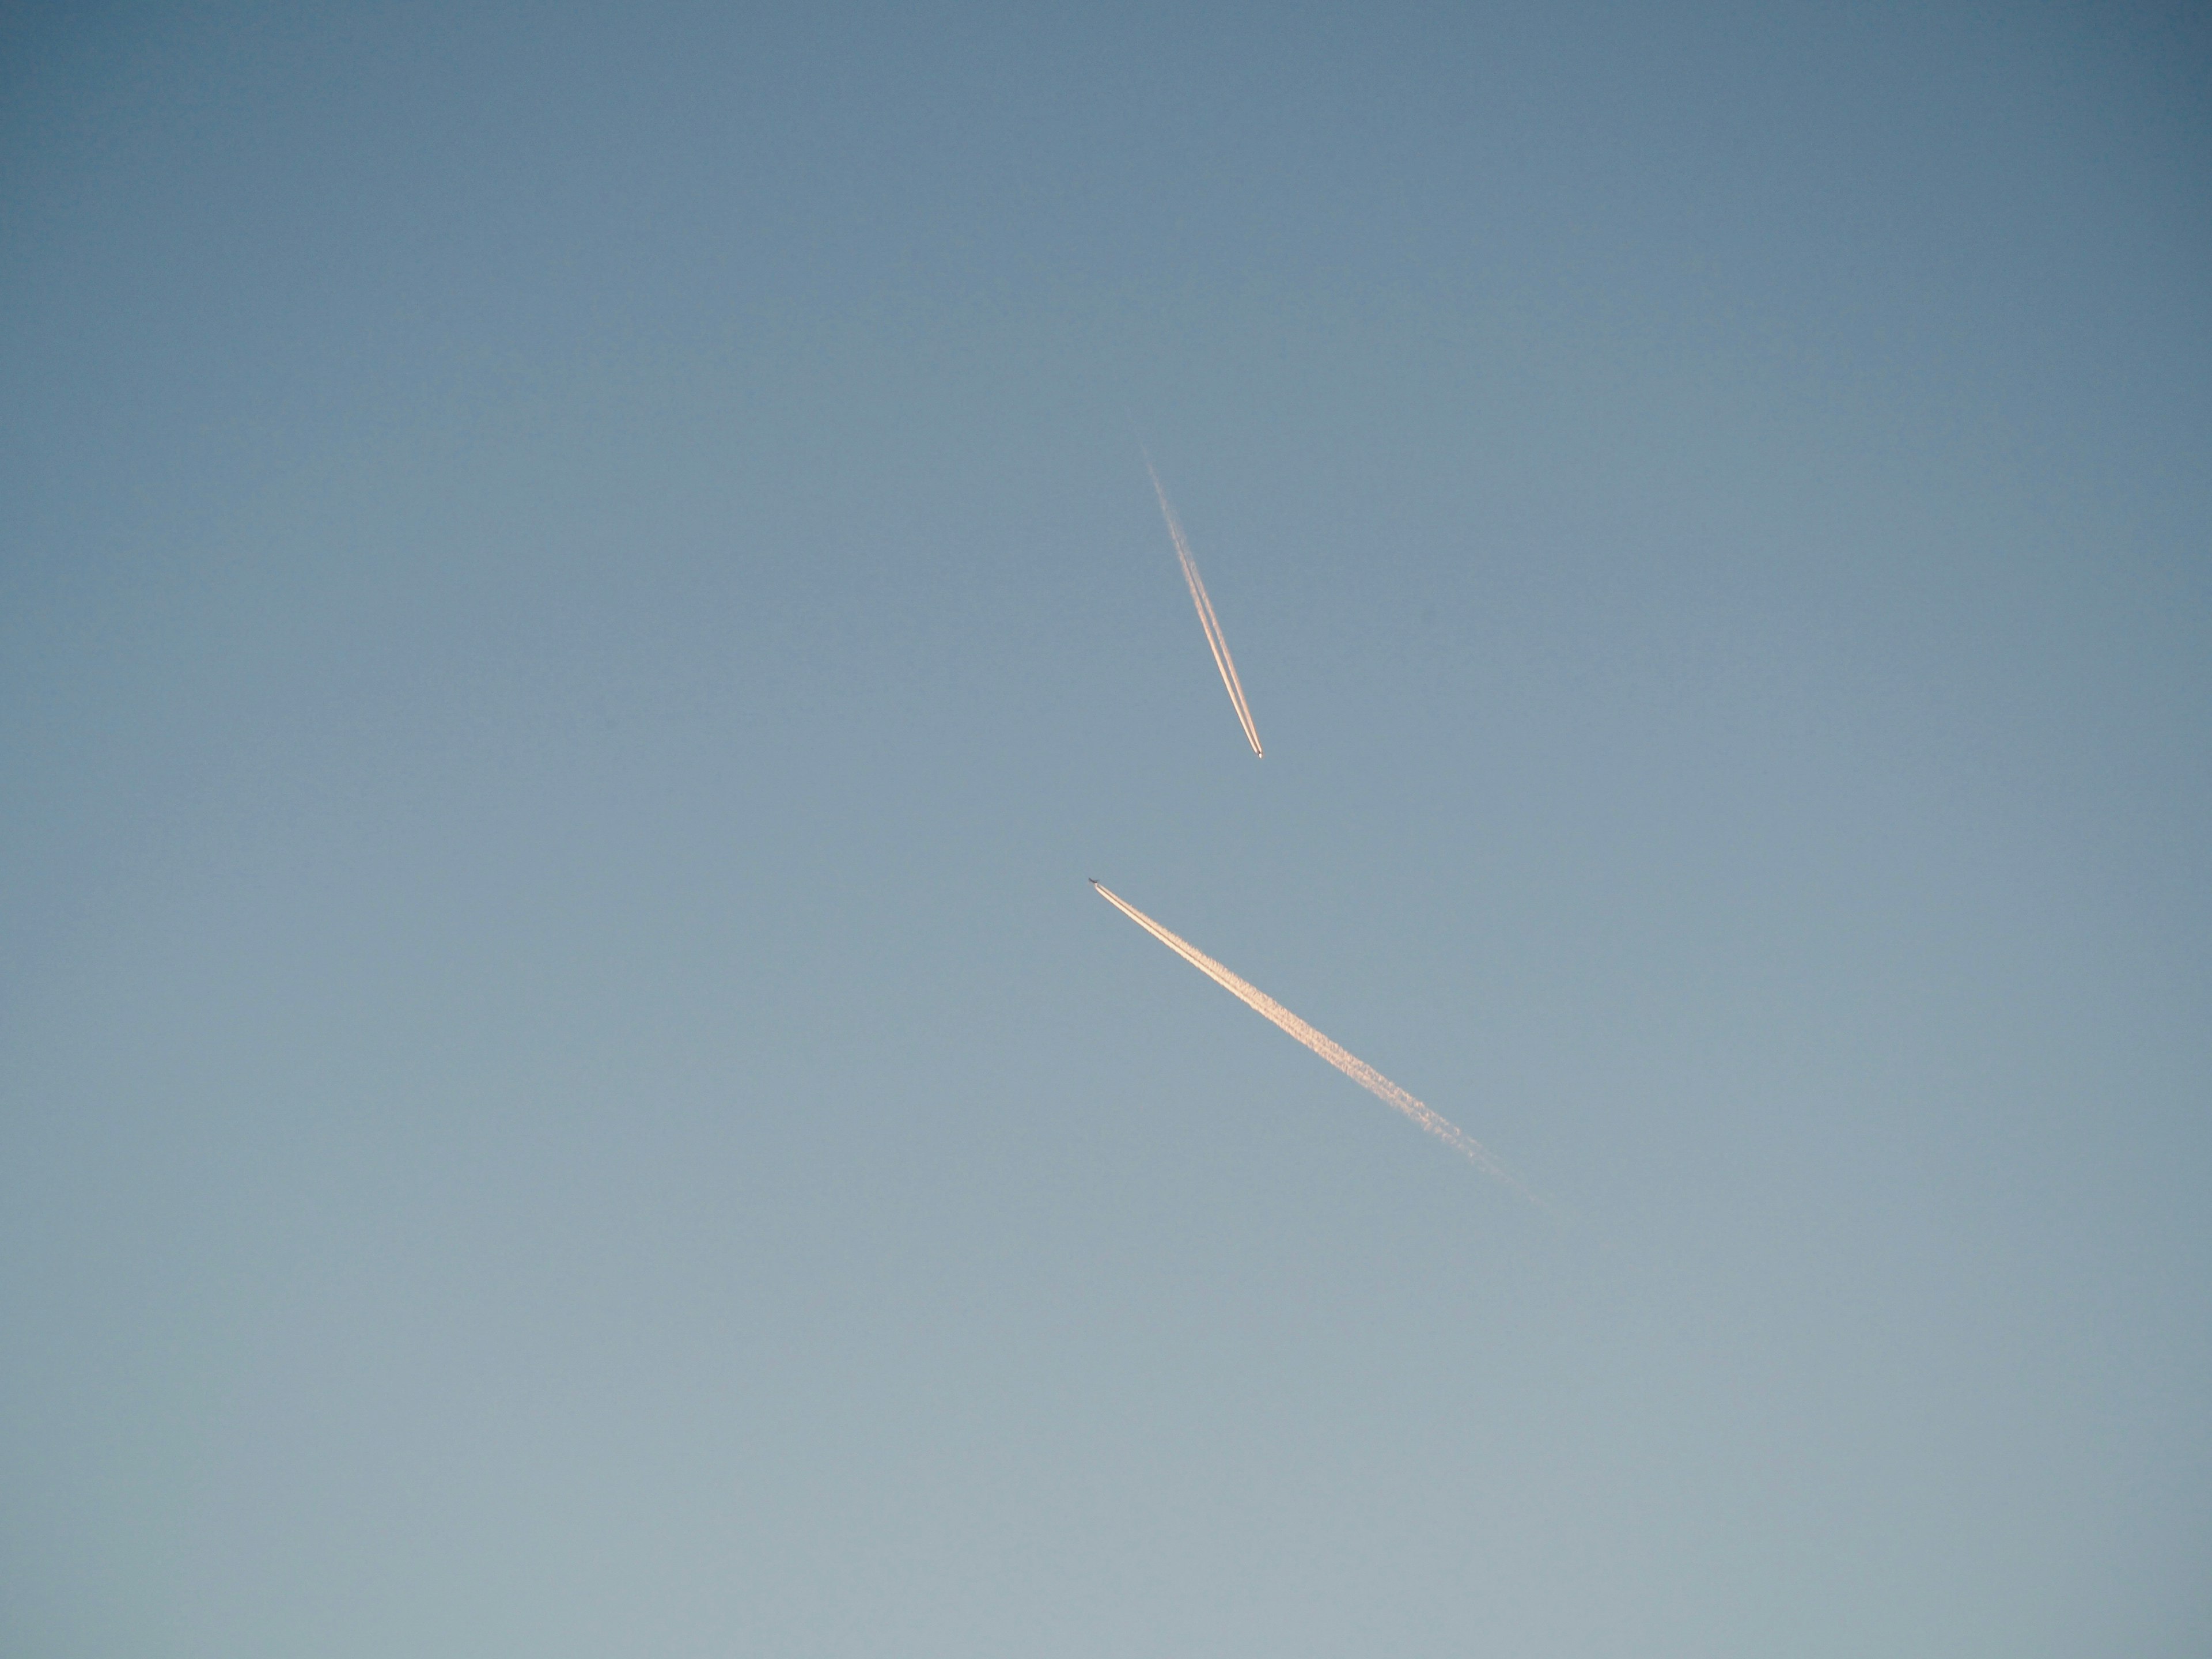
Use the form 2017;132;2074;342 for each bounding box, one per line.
4;3;2209;1653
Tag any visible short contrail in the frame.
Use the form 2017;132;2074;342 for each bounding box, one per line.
1146;459;1264;758
1092;879;1553;1207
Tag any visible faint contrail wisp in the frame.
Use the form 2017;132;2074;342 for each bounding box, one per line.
1146;459;1264;757
1091;879;1552;1206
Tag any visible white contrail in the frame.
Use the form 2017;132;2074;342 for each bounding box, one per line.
1146;459;1264;758
1092;879;1553;1207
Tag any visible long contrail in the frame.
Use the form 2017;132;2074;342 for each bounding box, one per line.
1092;879;1552;1206
1146;459;1264;758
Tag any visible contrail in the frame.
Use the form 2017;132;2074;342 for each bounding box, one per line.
1092;879;1554;1207
1146;458;1264;758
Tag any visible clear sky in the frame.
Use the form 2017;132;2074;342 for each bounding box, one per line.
3;3;2209;1653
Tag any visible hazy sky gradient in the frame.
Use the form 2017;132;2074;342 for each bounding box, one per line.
4;3;2209;1654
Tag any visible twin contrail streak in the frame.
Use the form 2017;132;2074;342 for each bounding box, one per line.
1092;879;1552;1207
1146;459;1264;758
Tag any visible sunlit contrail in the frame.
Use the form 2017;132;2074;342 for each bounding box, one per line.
1146;459;1264;758
1092;879;1551;1206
